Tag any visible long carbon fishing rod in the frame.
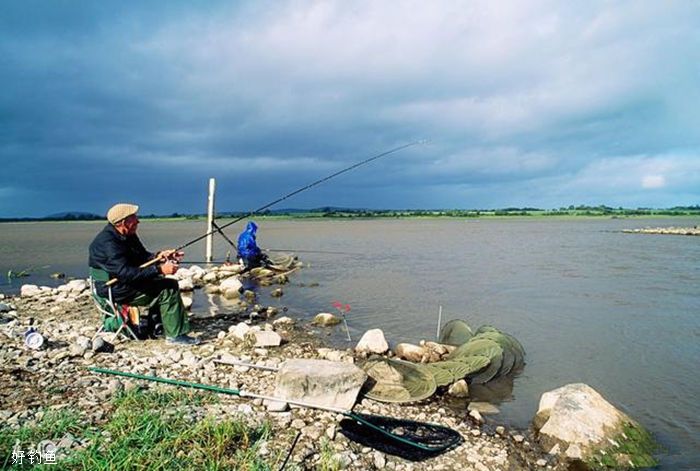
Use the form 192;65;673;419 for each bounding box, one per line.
105;140;425;284
107;140;427;286
177;140;425;252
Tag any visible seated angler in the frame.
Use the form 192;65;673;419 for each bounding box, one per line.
88;203;200;345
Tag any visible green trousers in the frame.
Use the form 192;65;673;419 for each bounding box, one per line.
129;278;189;338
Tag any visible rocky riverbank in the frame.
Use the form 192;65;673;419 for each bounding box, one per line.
622;226;700;236
0;277;565;470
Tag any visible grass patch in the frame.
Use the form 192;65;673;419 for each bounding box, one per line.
586;421;660;470
316;438;342;471
0;408;83;468
1;388;280;470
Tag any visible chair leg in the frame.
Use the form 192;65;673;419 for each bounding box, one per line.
111;321;139;342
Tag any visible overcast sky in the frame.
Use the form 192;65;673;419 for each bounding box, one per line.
1;1;699;217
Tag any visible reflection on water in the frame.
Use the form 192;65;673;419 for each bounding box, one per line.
1;217;699;468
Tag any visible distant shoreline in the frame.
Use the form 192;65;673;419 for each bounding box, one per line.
2;207;700;223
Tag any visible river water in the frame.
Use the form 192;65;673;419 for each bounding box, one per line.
1;217;698;468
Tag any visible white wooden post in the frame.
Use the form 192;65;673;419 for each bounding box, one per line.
205;178;216;262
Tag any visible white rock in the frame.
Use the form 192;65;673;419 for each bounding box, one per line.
394;343;425;362
178;278;194;292
273;359;367;411
264;398;288;412
373;451;386;469
248;330;282;347
534;383;632;459
203;272;219;283
20;284;41;297
219;276;242;293
231;322;251;341
313;313;341;326
355;329;389;354
180;294;193;310
57;284;72;294
468;402;500;415
66;279;87;293
173;267;192;279
565;443;582;460
469;409;484;424
273;316;295;326
447;380;469;398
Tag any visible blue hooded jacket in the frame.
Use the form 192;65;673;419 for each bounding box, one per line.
237;221;262;260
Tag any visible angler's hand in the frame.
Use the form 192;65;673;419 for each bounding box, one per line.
157;249;184;262
159;260;179;276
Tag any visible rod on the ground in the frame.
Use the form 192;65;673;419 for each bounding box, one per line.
436;305;442;341
88;367;347;413
206;178;216;263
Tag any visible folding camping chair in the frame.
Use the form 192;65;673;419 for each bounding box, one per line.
89;267;139;342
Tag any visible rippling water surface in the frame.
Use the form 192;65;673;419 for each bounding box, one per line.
1;217;698;468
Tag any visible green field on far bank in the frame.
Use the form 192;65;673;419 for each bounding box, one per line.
2;206;699;223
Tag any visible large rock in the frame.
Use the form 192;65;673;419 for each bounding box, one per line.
272;359;367;411
218;264;244;276
534;383;657;465
230;322;251;341
20;284;41;297
180;294;193;310
394;343;425;362
313;313;341;326
247;330;282;347
355;329;389;354
66;279;87;293
219;276;242;293
178;278;194;292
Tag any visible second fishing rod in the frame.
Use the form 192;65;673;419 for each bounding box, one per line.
108;141;425;282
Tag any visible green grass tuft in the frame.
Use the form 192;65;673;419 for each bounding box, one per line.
0;408;84;469
1;388;277;470
316;438;342;471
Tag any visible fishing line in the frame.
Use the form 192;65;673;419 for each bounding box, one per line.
176;140;426;252
106;140;426;282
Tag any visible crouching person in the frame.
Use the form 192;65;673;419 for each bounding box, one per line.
89;203;200;346
237;221;270;271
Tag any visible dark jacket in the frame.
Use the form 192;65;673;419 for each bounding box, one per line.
89;224;160;302
237;221;262;260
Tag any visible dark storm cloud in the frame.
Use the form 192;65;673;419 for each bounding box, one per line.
1;1;699;217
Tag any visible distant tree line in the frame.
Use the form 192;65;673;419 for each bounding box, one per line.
1;205;698;223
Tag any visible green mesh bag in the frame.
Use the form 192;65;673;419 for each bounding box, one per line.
362;358;437;403
438;319;473;346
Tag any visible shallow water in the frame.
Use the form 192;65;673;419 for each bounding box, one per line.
1;217;698;468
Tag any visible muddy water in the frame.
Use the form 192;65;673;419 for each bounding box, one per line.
1;217;698;468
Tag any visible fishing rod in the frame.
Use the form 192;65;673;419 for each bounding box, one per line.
104;141;425;287
181;140;426;251
113;141;425;279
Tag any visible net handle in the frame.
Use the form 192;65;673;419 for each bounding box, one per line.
88;367;461;453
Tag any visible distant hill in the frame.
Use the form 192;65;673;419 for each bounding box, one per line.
45;211;102;219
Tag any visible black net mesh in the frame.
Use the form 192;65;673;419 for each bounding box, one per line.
339;413;463;462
